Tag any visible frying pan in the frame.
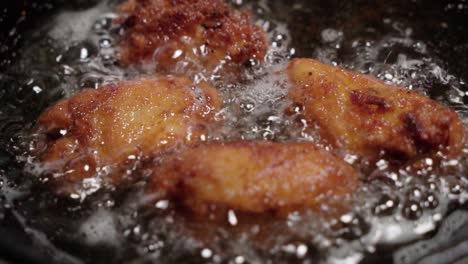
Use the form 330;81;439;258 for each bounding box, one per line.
0;0;467;263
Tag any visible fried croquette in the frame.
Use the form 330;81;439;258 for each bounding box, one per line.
147;141;360;215
117;0;268;76
287;58;465;161
34;76;221;195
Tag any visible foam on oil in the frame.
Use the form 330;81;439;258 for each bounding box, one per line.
0;0;467;263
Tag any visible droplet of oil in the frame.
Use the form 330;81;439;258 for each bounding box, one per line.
403;201;423;220
374;194;399;216
422;193;439;209
240;101;255;113
99;38;112;49
407;187;423;202
338;214;370;240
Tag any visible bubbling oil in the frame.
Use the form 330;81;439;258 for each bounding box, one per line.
0;0;467;263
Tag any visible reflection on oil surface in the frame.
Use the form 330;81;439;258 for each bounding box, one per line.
0;0;467;263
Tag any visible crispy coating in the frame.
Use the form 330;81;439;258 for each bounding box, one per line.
288;58;465;161
147;141;360;215
35;76;221;194
117;0;268;76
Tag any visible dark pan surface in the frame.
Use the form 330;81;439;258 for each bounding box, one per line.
1;1;468;263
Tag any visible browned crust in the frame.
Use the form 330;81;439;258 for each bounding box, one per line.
147;141;360;215
35;76;221;194
287;58;465;161
116;0;268;75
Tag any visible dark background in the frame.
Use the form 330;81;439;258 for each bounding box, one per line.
0;1;467;263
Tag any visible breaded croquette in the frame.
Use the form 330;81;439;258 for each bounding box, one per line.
147;141;360;215
288;58;465;161
34;76;221;195
117;0;268;76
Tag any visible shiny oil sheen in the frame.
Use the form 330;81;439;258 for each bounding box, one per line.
0;0;467;263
